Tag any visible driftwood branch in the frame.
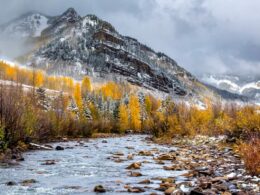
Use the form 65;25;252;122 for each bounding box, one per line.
29;143;53;150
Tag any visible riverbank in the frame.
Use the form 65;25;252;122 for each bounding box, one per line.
0;135;259;194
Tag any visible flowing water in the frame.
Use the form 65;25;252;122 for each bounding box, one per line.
0;135;187;195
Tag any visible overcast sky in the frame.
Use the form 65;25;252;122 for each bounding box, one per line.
0;0;260;76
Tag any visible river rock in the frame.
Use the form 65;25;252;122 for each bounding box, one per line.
213;183;228;191
172;190;186;195
21;179;37;186
55;146;64;150
138;179;151;184
157;161;166;165
221;192;232;195
129;171;142;177
156;154;176;161
127;154;134;160
138;150;153;156
127;186;145;193
199;181;212;189
165;186;176;195
157;182;176;191
161;178;175;183
102;140;108;143
114;158;125;163
94;185;106;193
126;162;141;169
5;181;17;186
113;152;124;156
189;188;204;195
126;146;134;149
41;160;56;165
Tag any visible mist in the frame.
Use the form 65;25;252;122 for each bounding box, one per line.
0;0;260;76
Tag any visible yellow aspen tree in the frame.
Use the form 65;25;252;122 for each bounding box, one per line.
5;66;16;81
100;82;122;100
74;83;83;110
35;70;44;87
144;95;152;115
118;103;129;132
81;76;91;96
129;95;141;131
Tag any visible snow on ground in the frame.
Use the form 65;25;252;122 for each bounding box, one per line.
0;79;66;96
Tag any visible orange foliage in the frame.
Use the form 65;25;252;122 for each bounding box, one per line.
81;76;91;96
129;95;141;131
118;103;129;132
74;83;83;109
239;137;260;176
100;82;122;100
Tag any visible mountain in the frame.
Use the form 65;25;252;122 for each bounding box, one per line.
201;74;260;104
0;8;240;103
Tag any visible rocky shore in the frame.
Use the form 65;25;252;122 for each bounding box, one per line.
113;135;260;194
125;136;260;195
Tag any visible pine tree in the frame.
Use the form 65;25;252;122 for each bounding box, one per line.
36;87;49;110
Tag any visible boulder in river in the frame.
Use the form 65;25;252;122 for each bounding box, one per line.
55;146;64;150
126;162;141;169
94;185;106;193
5;181;17;186
165;186;176;195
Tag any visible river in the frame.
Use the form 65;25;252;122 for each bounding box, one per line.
0;135;188;195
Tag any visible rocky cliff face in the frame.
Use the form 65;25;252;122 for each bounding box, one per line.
1;8;215;101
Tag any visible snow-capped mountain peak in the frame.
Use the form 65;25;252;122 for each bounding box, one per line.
0;12;50;38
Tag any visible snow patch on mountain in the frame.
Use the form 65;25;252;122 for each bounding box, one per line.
34;15;49;37
0;13;50;38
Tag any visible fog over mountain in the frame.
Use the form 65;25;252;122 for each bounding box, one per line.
0;0;260;77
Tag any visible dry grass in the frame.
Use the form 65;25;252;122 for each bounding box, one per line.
239;136;260;176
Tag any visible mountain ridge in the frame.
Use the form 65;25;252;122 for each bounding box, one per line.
0;8;246;104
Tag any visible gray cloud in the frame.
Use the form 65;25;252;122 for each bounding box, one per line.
0;0;260;76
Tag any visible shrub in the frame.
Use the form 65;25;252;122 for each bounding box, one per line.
239;136;260;176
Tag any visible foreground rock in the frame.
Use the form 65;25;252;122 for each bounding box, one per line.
94;185;106;193
127;186;145;193
55;146;64;150
126;162;141;169
21;179;37;186
41;160;56;165
5;181;17;186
